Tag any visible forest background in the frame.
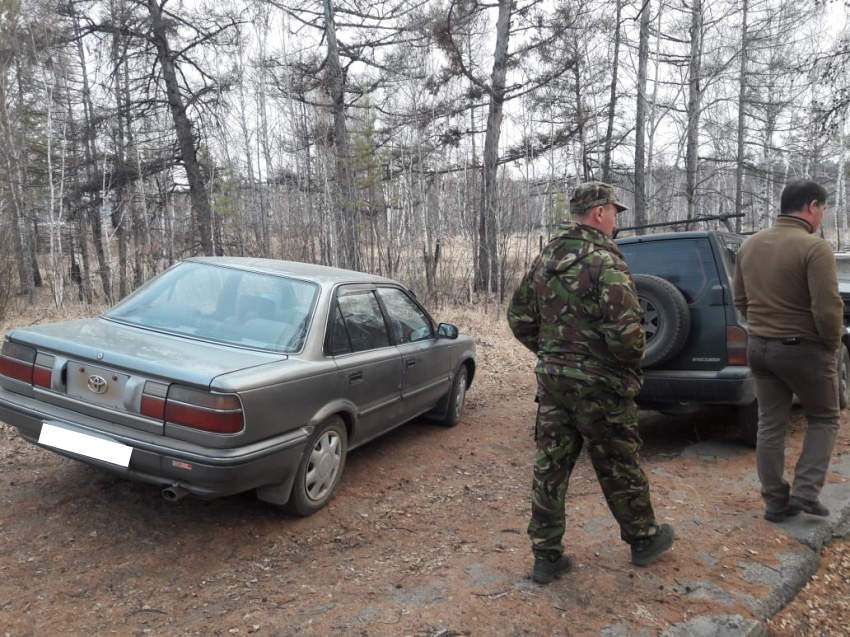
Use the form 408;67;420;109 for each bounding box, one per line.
1;0;849;318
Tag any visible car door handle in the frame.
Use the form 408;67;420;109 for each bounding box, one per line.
405;359;416;368
349;371;363;384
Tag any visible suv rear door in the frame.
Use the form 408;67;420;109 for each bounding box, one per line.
619;236;730;370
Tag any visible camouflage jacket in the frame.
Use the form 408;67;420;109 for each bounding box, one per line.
507;221;645;385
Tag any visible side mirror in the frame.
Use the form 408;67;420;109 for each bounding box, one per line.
437;323;459;339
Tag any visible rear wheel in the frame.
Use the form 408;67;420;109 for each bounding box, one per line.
284;416;347;516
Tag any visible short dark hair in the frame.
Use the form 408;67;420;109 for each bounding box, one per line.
780;180;828;215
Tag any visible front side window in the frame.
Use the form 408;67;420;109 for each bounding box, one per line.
376;287;433;344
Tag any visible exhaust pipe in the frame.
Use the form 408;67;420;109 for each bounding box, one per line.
162;484;190;502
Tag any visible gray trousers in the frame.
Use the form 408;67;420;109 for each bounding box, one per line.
748;335;840;512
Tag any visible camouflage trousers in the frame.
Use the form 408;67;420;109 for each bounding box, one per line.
529;372;660;560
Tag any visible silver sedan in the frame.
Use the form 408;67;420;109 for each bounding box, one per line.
0;258;476;515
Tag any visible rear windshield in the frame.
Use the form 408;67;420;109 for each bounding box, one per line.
620;238;715;302
106;262;320;353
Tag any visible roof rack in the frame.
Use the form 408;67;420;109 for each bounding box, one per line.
615;213;744;238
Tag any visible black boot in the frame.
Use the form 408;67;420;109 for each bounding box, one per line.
789;496;829;517
630;524;675;566
531;554;573;584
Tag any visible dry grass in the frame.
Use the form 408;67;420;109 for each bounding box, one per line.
434;302;536;404
0;292;107;335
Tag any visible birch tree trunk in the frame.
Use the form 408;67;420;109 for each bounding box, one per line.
734;0;748;233
43;65;66;308
837;112;847;249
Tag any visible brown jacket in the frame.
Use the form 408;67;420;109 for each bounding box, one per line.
733;215;844;350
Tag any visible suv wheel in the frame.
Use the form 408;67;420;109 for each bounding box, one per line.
737;400;759;447
633;274;691;367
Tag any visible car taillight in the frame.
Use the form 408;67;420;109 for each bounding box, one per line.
140;381;168;420
33;353;55;388
0;342;55;388
0;341;36;384
162;385;244;434
727;326;748;365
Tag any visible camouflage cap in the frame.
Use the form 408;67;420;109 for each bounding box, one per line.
569;181;629;215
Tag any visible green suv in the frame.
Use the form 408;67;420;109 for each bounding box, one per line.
616;230;850;445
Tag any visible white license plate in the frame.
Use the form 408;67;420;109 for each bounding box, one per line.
39;423;132;467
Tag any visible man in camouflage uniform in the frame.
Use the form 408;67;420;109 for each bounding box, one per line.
508;181;674;584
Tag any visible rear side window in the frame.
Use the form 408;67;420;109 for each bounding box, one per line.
718;234;743;278
331;292;391;353
620;238;714;302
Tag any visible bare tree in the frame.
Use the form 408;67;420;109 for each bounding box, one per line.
601;0;623;183
633;0;652;232
684;0;703;223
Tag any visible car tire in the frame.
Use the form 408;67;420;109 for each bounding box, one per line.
284;416;347;516
633;274;691;368
839;346;850;410
737;400;759;447
435;366;468;427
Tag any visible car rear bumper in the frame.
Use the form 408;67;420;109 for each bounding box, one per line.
0;387;310;500
637;365;755;407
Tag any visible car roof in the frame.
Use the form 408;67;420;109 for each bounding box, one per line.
185;257;398;285
616;230;743;244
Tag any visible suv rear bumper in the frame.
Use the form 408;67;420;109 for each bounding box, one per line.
637;366;755;407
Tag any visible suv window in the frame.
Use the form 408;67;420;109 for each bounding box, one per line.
717;233;742;278
620;238;713;302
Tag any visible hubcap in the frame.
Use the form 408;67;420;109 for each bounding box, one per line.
640;299;659;342
305;431;341;502
454;374;466;420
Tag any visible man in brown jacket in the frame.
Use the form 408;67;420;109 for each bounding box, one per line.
733;180;844;522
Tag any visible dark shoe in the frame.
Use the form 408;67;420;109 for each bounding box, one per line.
789;496;829;517
630;524;675;567
531;554;573;584
764;506;801;523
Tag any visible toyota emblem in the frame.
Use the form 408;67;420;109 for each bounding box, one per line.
87;375;108;394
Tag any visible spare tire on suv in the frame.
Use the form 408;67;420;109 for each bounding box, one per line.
633;274;691;368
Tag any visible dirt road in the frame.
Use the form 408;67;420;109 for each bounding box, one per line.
1;304;848;636
2;364;848;635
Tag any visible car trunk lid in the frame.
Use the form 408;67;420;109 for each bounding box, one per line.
2;318;289;435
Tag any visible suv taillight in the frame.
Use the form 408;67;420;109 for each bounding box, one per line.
141;383;244;434
0;341;53;388
726;326;748;365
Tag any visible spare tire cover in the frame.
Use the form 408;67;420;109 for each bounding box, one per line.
633;274;691;368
